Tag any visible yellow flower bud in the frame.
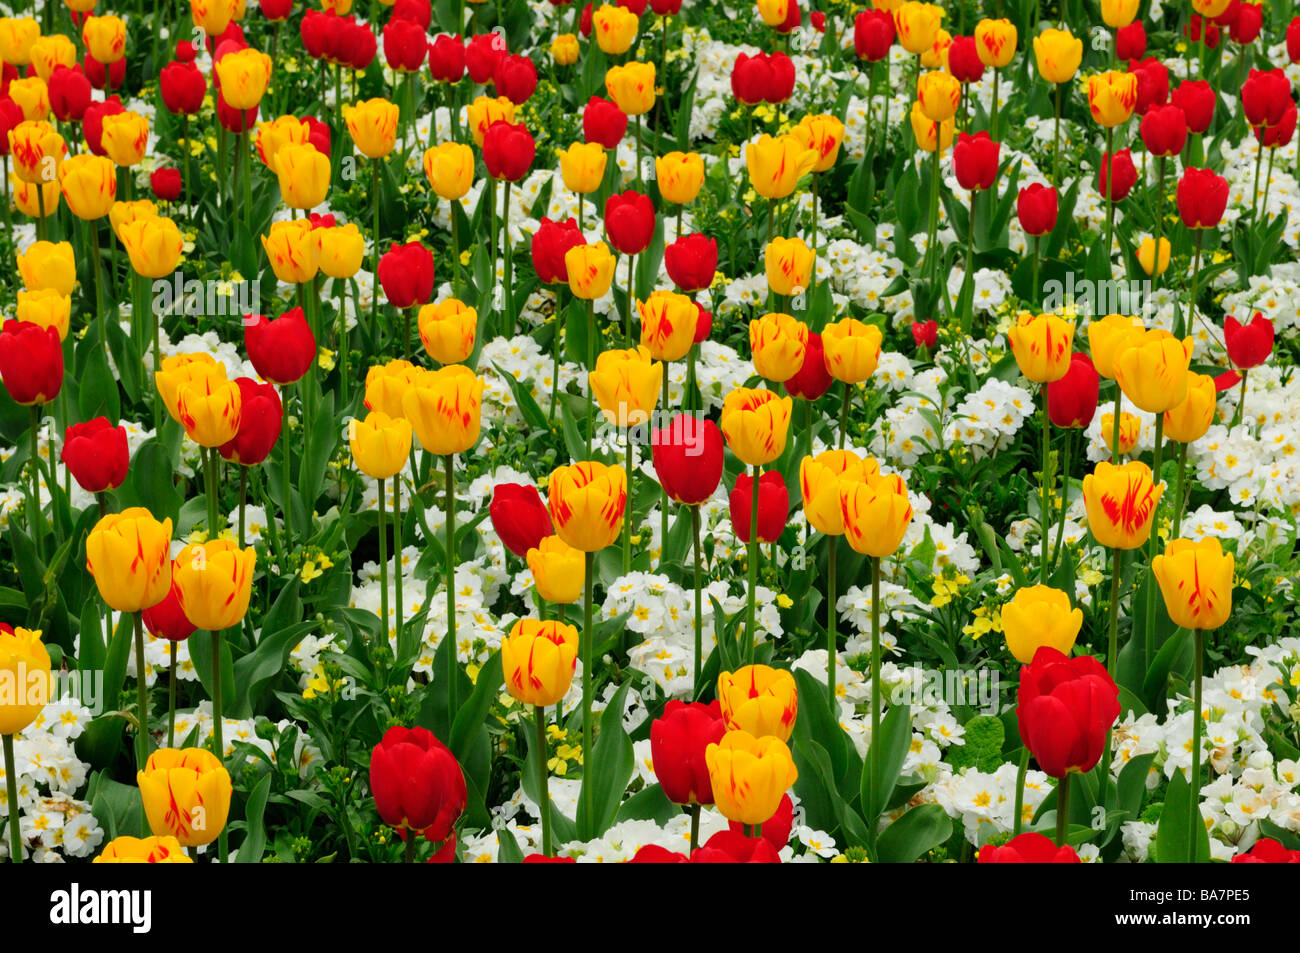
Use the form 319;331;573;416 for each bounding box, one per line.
526;535;585;605
16;288;71;341
801;450;875;536
655;150;704;204
745;133;817;200
705;728;798;826
501;618;580;706
720;387;793;466
718;664;798;742
57;153;117;220
100;110;149;167
590;345;663;427
839;470;913;557
349;411;413;480
764;236;814;297
118;215;184;279
402;365;485;456
974;18;1017;68
638;289;698;362
317;223;366;279
261;218;320;284
560;141;608;195
822;317;884;383
1152;537;1233;631
1086;313;1144;380
137;747;233;847
1000;585;1082;664
1033;28;1083;84
1113;329;1193;413
177;372;242;447
418;298;477;365
1087;70;1138;127
86;508;174;613
565;241;617;299
343;98;399;158
274;142;330;210
422;141;475;200
171;540;257;632
0;627;50;735
593;3;639;54
749;312;808;383
547;460;627;552
1163;372;1217;444
605;61;656;116
214;48;272;110
16;240;76;295
1007;311;1075;383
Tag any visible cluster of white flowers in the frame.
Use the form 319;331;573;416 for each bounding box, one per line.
942;377;1036;457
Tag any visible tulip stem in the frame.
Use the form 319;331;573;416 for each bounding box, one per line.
395;472;404;662
1110;384;1122;462
838;380;850;449
1181;229;1204;340
1050;429;1071;573
205;447;222;536
585;298;595;457
1171;443;1189;538
1012;746;1029;836
746;464;760;665
1106;546;1121;677
534;704;552;857
238;467;247;548
403;834;417;864
87;217;108;366
1187;627;1204;861
281;427;293;547
504;180;516;336
1052;83;1062;191
372;158;382;331
625;253;636;344
691;504;703;690
1152;156;1166;295
991;68;1000;143
378;477;389;652
925;131;940;289
689;803;701;854
1143;414;1164;668
827;534;837;705
869;555;882;823
445;454;458;717
1030;235;1041;309
1230;367;1249;435
211;628;227;864
623;429;634;574
1250;143;1263;223
582;551;594;832
3;734;20;862
168;640;177;750
1055;774;1070;847
1040;386;1051;584
1103;126;1115;272
27;407;44;565
133;612;149;770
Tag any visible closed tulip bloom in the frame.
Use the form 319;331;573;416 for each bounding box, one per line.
839;469;913;557
261;218;320;284
1177;167;1229;228
526;535;585;604
7;77;50;123
489;483;554;557
638;290;698;362
317;223;365;279
718;664;797;742
378;241;436;308
1152;537;1233;631
706;729;798;826
664;234;718;292
593;3;638;53
62;417;128;492
8;119;64;183
422;141;474;201
219;377;282;466
822;317;883;383
729;469;789;544
43;67;86;124
15;240;76;295
191;0;239;36
1240;68;1291;128
364;358;421;418
0;17;40;66
1007;312;1074;383
160;60;208;115
946;35;984;83
590;345;662;426
1087;70;1138;127
0;627;50;735
560;141;607;195
464;32;506;83
155;353;221;421
974;19;1019;70
343;98;399;157
978;831;1081;863
30;35;76;82
0;320;63;406
99;110;148;166
1017;647;1119;778
655;150;704;204
855;9;896;62
108;198;158;242
791;114;844;173
501;618;581;706
86;508;173;613
548;460;627;551
137;748;233;847
214;48;272;110
1224;312;1273;370
651;700;727;805
911;320;938;350
583;95;628;148
764;237;814;297
349;411;413;480
1098;148;1137;201
383;18;427;72
800;450;873;536
403;301;470;370
94;835;194;864
1113;329;1192;413
1135;236;1171;277
604;61;655;116
483;120;535;181
403;365;484;456
1172;79;1215;134
1191;0;1232;14
1140;103;1187;158
15;288;70;341
894;1;942;54
150;168;182;202
566;242;616;299
909;100;955;153
368;726;466;840
273;142;329;209
917;69;960;122
465;95;515;147
531;217;585;285
1047;352;1099;428
1000;585;1082;664
1033;28;1082;84
651;413;725;505
178;373;242;448
745;134;817;199
255;115;309;170
1100;0;1139;28
244;308;316;385
551;33;579;66
14;178;60;218
1082;461;1163;549
1163;372;1217;444
604;190;655;255
172;540;256;631
721;387;792;466
952;131;999;191
1100;411;1140;456
749;312;808;384
118;215;183;278
57;153;116;219
83;15;127;64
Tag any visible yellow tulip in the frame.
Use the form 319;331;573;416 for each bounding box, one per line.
417;298;477;365
118;215;183;279
717;664;798;742
1034;28;1083;84
605;61;656;116
1086;313;1144;380
155;353;222;423
255;115;309;171
171;540;257;632
94;835;194;863
177;373;242;447
561;141;608;195
422;141;475;200
800;450;874;536
547;460;627;552
349;411;412;480
1112;329;1193;414
1007;312;1075;383
402;365;485;456
720;387;793;466
1000;585;1082;664
551;33;580;66
705;729;798;826
791;114;845;174
590;345;663;427
7;76;50;121
343;98;399;158
1082;461;1163;550
214;48;272;110
1099;411;1140;456
839;470;913;557
1087;70;1138;127
526;536;585;605
822;317;884;383
764;236;814;297
1191;0;1232;16
16;288;71;341
909;100;956;153
757;0;791;26
13;178;59;218
1152;538;1234;630
592;4;639;54
100;110;149;167
1136;236;1171;276
500;618;580;706
566;241;617;299
86;508;174;613
1100;0;1140;28
0;17;40;66
974;18;1017;68
16;240;76;295
317;223;365;279
261;218;320;284
917;69;961;123
0;627;50;735
57;153;117;220
364;359;421;419
654;151;704;204
137;747;233;847
8;119;64;183
466;95;515;147
745;134;817;200
922;28;952;69
29;34;75;82
190;0;239;36
274;142;330;210
749;312;808;383
1163;372;1217;444
637;290;698;362
82;15;127;64
894;1;944;55
108;199;158;243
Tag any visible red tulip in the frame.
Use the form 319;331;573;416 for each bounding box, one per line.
1214;369;1241;392
952;131;999;191
1231;839;1300;863
369;726;467;842
1016;183;1058;237
151;167;182;202
83;54;125;92
691;831;781;863
244;308;317;385
392;0;432;28
531;217;585;285
664;234;718;292
482;120;536;182
1256;103;1297;149
82;95;125;155
378;242;436;308
428;34;465;82
1016;646;1119;779
1047;352;1099;429
142;583;197;643
628;844;688;862
604;191;655;255
304;115;332;156
465;32;507;85
583;96;628;148
650;414;724;506
731;52;773;106
729;470;789;544
175;40;200;62
853;9;894;62
810;10;825;31
580;3;593;36
617;0;648;14
217;93;259;133
300;10;339;60
1289;16;1300;63
1241;68;1291;128
261;0;294;20
649;700;726;805
978;831;1081;863
1224;312;1273;370
694;304;712;344
1184;15;1219;49
219;377;284;466
48;65;91;121
383;17;427;72
649;0;683;14
0;321;63;406
1115;22;1145;60
1098;148;1137;202
784;331;834;399
1127;57;1168;114
766;52;796;103
911;320;938;349
494;54;538;105
728;792;794;850
488;483;554;557
1176;167;1228;228
1139;104;1187;158
524;853;576;862
0;98;22;156
1171;79;1214;135
946;36;985;84
773;0;800;33
342;19;378;70
62;417;129;493
1229;2;1261;43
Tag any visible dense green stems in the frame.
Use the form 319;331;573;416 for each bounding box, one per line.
237;467;248;547
689;803;701;854
623;430;634;574
1106;546;1122;676
534;705;552;856
827;535;837;705
28;407;44;564
240;129;252;232
1171;443;1189;538
869;557;882;818
838;380;850;449
211;628;227;863
585;299;595;456
35;175;46;242
1143;415;1165;666
745;463;760;665
961;190;976;333
4;734;20;862
394;473;404;657
1012;746;1029;836
581;551;595;831
337;280;349;394
691;504;702;688
132;612;149;770
378;477;389;648
1055;774;1070;847
1040;386;1051;584
445;455;457;711
167;641;177;750
1188;628;1205;860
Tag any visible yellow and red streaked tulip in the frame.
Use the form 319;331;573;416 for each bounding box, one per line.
745;134;817;200
764;237;814;297
466;95;515;147
100;110;149;167
343;98;399;158
791;114;845;173
604;61;656;116
526;536;585;605
317;223;365;279
593;4;640;54
500;618;580;706
550;33;579;66
720;387;793;466
589;345;663;427
822;317;884;383
1007;312;1075;383
0;17;40;66
171;540;257;632
1087;70;1138;127
0;627;51;735
82;15;127;64
29;34;76;82
86;508;174;613
717;664;798;742
1152;537;1234;630
349;411;412;480
16;288;71;341
547;460;628;552
974;18;1017;68
423;141;475;200
137;747;233;847
57;153;117;220
8;119;64;183
14;178;59;218
749;312;808;383
1163;372;1217;444
93;835;194;863
255;115;309;171
1086;313;1144;380
363;358;421;419
1033;28;1083;84
261;218;321;284
401;365;485;456
108;198;158;242
1082;461;1163;550
190;0;240;36
637;290;698;362
894;1;943;55
7;76;50;121
909;101;956;153
917;70;961;123
655;151;705;204
155;352;222;423
1000;585;1083;664
1100;411;1140;456
214;48;272;110
118;215;183;279
801;450;875;536
417;299;477;365
565;242;617;300
705;728;799;826
1112;329;1193;414
839;470;914;557
274;142;330;210
177;373;242;447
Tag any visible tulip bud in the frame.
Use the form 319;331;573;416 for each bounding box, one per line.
1000;585;1082;664
137;748;233;846
838;469;913;557
801;450;875;536
590;345;662;427
1017;647;1118;778
650;700;726;805
749;312;808;384
402;365;484;456
705;728;799;826
822;317;883;383
526;536;585;604
547;460;627;552
720;387;793;466
1007;312;1074;383
729;469;790;544
501;618;581;706
1082;461;1163;550
0;627;51;735
651;414;724;505
369;726;467;839
86;508;174;613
